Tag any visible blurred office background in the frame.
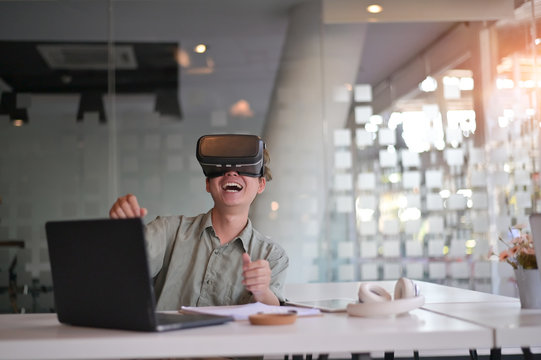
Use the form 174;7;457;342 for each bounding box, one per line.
0;0;538;313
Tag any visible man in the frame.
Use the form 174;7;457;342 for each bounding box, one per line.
109;134;288;310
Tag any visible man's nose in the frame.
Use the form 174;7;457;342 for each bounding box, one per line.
224;170;239;176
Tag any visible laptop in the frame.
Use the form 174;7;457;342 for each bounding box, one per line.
45;218;233;332
528;214;541;274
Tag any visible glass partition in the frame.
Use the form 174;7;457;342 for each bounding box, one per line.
0;0;535;313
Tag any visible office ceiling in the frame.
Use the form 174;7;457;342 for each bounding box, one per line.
0;0;515;129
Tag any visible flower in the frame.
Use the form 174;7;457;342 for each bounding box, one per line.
492;225;538;269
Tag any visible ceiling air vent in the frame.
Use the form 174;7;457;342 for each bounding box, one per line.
37;44;138;70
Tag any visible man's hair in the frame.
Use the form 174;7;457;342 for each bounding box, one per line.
263;148;272;182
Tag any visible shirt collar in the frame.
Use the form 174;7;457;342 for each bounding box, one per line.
236;218;253;252
201;209;253;251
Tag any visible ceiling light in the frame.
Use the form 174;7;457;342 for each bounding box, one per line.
77;92;106;123
194;44;207;54
10;108;28;126
154;89;182;118
229;99;254;118
1;92;29;125
366;4;383;14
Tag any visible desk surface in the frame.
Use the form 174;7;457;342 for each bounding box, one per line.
0;310;491;360
423;302;541;348
284;280;517;304
0;281;525;360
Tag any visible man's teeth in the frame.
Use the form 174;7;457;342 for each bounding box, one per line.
223;182;243;192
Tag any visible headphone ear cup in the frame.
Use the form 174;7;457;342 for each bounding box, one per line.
394;277;416;299
358;283;392;303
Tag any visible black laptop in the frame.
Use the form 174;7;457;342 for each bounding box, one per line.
45;218;233;332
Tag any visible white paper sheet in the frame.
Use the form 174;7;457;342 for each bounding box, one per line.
181;302;321;321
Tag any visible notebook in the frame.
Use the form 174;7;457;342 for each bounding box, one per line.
528;214;541;274
45;218;233;332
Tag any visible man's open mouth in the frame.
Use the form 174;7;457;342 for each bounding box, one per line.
222;182;243;192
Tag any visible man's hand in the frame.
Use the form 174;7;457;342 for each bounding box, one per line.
109;194;148;219
242;253;279;305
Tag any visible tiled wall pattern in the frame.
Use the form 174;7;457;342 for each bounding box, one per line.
323;80;539;295
0;95;264;313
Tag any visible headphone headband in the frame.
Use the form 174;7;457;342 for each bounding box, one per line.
347;278;425;317
347;294;425;317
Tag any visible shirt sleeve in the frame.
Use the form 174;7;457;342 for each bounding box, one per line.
144;216;178;278
267;246;289;303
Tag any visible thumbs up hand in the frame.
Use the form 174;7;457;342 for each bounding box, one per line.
242;253;278;305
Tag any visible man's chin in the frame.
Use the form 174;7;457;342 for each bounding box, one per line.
220;194;244;205
222;196;256;209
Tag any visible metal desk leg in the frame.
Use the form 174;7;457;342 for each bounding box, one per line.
489;348;501;360
350;353;370;360
469;349;479;360
522;347;535;360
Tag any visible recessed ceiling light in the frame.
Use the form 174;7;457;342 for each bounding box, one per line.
366;4;383;14
194;44;207;54
229;99;254;118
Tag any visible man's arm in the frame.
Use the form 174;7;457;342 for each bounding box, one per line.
109;194;167;278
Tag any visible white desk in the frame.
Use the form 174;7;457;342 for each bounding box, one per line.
0;281;522;360
422;302;541;349
285;281;533;358
284;280;516;304
0;310;491;360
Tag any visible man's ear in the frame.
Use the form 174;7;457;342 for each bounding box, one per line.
257;177;266;194
205;177;211;193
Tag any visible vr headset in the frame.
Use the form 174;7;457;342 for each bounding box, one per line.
196;134;265;178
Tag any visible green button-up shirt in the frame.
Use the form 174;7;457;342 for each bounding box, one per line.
144;210;289;310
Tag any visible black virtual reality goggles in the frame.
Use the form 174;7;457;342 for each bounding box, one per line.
196;134;265;178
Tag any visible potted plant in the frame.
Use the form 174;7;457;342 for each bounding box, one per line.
496;224;540;309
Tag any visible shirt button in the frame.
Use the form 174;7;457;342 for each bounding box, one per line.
214;250;219;255
206;279;212;284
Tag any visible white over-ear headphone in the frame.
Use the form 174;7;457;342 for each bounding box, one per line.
346;278;425;317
